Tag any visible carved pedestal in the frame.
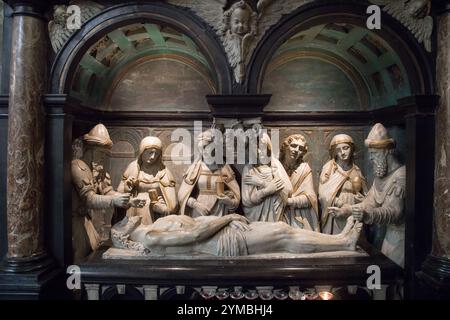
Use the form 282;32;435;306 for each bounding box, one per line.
80;242;402;300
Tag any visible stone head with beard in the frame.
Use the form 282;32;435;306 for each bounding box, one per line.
365;123;396;178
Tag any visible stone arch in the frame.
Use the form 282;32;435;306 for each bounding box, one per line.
247;0;434;102
49;2;233;99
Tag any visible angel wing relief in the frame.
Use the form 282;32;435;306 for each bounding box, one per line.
369;0;433;52
49;0;104;53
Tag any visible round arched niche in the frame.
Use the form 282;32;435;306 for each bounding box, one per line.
261;22;413;111
263;56;365;112
106;56;215;112
69;22;217;110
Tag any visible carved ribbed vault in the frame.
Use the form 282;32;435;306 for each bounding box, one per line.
70;22;216;107
264;23;412;109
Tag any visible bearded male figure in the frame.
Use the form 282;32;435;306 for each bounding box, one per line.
329;123;405;267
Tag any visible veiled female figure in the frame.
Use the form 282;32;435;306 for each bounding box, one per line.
319;134;367;234
118;137;178;225
242;133;292;222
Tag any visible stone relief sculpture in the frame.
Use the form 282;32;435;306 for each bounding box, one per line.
369;0;433;52
319;134;368;235
329;124;406;267
280;134;319;231
168;0;314;83
178;130;241;217
222;1;258;83
48;0;104;53
242;133;292;222
117;136;178;225
71;124;142;262
111;214;362;257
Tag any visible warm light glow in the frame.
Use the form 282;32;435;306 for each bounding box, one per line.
319;291;334;300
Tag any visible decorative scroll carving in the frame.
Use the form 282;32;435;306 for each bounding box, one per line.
48;1;104;53
369;0;433;52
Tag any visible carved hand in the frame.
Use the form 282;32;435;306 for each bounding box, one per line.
113;194;131;208
351;205;366;222
329;204;352;219
217;191;236;207
125;177;138;190
243;175;266;188
263;177;284;196
129;197;146;208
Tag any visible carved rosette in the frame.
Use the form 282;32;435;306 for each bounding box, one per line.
7;15;47;258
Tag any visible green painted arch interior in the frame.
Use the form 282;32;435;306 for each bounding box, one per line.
265;23;412;110
70;22;217;107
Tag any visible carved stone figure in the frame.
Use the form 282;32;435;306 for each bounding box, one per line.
178;130;241;218
319;134;368;235
168;0;315;84
71;124;141;263
280;134;319;231
111;214;362;257
49;1;104;53
242;133;292;222
369;0;433;52
117;137;178;225
222;0;258;83
329;124;405;267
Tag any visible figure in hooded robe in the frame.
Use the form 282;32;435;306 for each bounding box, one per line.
319;134;367;234
118;136;178;225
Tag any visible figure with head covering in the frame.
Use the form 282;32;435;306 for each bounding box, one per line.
118;136;178;225
319;134;368;234
279;134;319;231
329;124;405;267
72;124;142;263
178;129;241;218
242;133;292;222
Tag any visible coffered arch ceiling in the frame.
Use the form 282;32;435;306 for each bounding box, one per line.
263;22;412;110
70;22;217;108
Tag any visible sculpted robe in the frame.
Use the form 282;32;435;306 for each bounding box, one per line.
178;160;240;217
285;162;320;231
242;158;292;222
72;159;117;262
319;160;367;234
360;166;406;267
118;161;178;225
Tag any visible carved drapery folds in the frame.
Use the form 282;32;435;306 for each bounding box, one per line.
369;0;433;52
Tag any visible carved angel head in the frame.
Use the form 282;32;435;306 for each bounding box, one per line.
223;1;257;37
52;5;69;25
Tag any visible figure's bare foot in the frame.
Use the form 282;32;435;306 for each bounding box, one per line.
337;216;355;239
346;220;363;251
